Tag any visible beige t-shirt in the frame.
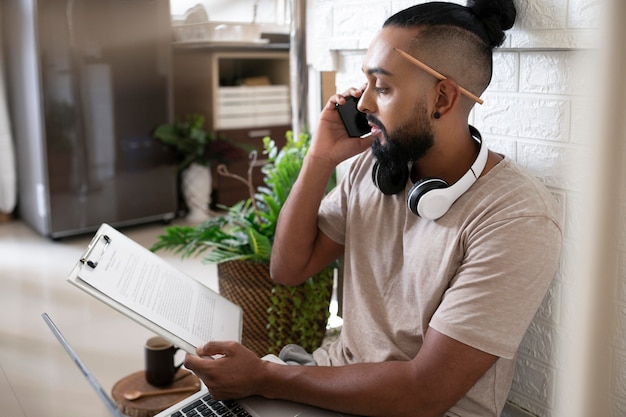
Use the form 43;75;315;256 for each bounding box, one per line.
313;150;562;417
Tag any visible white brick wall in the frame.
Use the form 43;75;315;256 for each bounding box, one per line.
307;0;621;416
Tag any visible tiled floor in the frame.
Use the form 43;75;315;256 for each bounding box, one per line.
0;219;218;417
1;218;527;417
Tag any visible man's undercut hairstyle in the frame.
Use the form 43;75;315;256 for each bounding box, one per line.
384;0;516;97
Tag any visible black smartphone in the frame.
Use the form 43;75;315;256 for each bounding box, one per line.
336;96;370;137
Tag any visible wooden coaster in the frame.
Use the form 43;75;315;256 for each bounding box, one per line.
111;369;201;417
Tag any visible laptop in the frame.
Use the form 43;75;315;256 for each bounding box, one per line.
42;313;351;417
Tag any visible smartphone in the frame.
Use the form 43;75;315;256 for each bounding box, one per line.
336;96;370;137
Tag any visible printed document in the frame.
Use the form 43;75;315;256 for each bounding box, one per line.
68;223;242;353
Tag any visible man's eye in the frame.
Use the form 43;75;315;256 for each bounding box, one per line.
375;87;389;94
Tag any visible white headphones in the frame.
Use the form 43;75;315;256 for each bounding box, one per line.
372;125;488;220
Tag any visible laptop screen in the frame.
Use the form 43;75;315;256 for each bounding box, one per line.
41;313;125;417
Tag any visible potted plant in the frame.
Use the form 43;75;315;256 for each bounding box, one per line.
151;131;337;356
153;114;247;221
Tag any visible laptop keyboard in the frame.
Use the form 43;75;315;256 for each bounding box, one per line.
170;392;252;417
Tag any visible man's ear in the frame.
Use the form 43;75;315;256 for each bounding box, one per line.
433;79;461;117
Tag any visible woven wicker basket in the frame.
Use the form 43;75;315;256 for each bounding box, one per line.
217;260;333;357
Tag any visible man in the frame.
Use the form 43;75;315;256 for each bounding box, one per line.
185;2;562;416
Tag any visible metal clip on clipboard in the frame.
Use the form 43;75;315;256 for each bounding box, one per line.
79;233;111;269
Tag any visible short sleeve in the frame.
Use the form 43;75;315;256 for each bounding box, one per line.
318;151;373;245
430;215;562;359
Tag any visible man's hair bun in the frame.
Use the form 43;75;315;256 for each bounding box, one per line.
467;0;516;48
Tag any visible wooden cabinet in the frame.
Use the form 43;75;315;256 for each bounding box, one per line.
212;124;289;207
172;44;291;207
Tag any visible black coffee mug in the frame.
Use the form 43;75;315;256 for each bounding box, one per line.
144;336;183;387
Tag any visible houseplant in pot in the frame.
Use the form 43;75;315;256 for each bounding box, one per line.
151;131;337;356
153;114;246;222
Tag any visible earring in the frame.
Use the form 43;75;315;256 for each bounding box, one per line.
433;111;441;119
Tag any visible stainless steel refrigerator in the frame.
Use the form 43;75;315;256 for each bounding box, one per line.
3;0;177;238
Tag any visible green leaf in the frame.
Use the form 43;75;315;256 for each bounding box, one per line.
153;133;334;278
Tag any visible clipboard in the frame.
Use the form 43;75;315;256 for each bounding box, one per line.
68;223;243;354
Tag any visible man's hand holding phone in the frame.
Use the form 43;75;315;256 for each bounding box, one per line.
307;89;373;169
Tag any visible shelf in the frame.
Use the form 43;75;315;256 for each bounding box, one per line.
172;41;289;52
172;46;292;207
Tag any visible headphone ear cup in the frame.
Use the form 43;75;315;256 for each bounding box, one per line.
407;178;449;217
372;162;409;195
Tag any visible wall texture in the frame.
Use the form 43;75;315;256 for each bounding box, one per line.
306;0;618;416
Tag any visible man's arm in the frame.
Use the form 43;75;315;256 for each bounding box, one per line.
270;89;372;285
269;154;343;285
185;327;497;417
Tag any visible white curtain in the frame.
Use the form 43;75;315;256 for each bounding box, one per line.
0;28;17;215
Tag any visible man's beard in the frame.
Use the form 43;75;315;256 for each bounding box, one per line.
370;105;434;181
